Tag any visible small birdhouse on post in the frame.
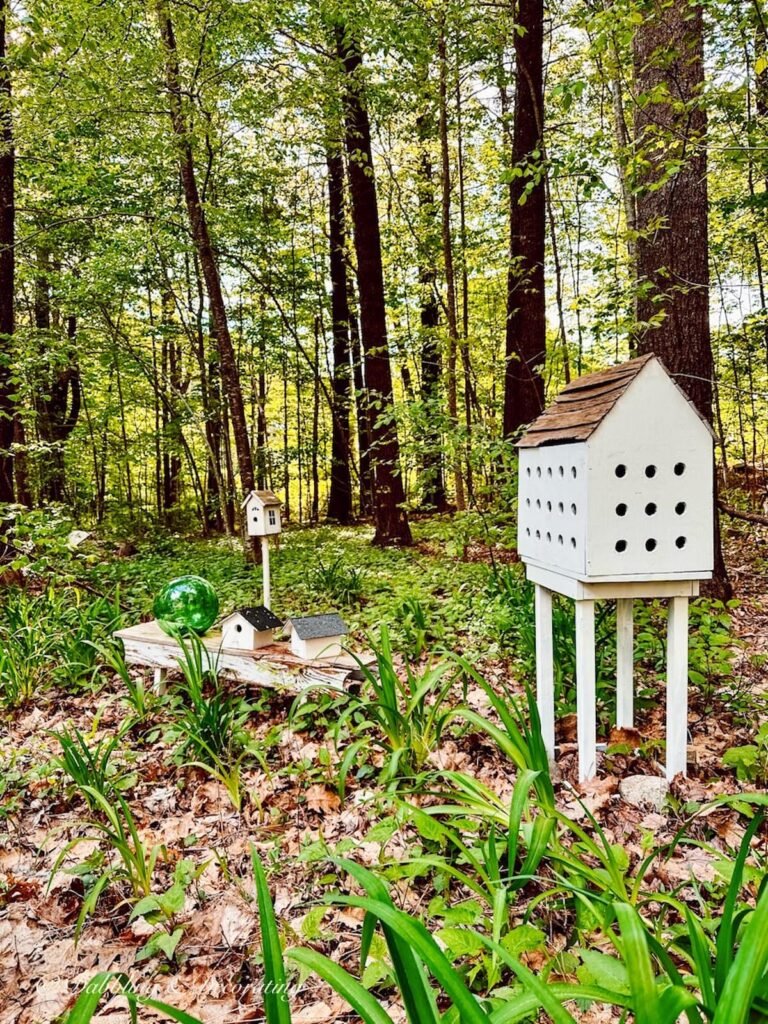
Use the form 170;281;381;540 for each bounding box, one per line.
516;354;714;783
241;490;283;609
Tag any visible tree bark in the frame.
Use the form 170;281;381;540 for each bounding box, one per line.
326;146;354;523
334;22;411;545
438;29;465;509
503;0;546;438
416;111;448;511
633;0;729;596
0;0;14;505
155;0;255;505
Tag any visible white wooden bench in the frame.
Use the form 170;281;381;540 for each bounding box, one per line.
114;620;372;695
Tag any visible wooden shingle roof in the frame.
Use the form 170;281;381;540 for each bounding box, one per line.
517;354;659;448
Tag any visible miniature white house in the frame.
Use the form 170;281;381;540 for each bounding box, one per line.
517;354;714;782
287;613;348;661
221;606;283;650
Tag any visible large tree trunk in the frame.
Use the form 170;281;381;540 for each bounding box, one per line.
335;23;411;546
633;0;729;596
503;0;546;438
325;146;354;523
155;0;255;505
0;0;14;506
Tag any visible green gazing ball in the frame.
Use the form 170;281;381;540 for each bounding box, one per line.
153;575;219;636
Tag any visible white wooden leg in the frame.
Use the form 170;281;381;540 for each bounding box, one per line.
666;596;689;780
575;599;596;782
153;667;167;696
616;598;634;729
534;584;555;763
261;536;271;609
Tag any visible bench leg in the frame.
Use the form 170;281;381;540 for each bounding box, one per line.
153;667;167;696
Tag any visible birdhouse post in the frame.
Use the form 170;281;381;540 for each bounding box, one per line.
517;355;714;783
241;490;283;609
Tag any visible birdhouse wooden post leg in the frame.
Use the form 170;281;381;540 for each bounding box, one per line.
616;598;634;729
575;599;596;782
666;595;689;780
261;536;271;609
534;583;555;762
153;667;167;697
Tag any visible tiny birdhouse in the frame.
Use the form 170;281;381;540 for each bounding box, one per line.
242;490;282;538
516;355;714;784
221;606;283;651
287;613;348;662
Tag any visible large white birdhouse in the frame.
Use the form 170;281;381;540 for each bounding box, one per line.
221;606;283;651
242;490;282;538
516;355;714;784
287;613;348;662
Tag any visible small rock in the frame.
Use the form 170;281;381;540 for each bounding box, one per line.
619;774;669;811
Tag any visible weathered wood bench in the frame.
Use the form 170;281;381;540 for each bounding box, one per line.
114;620;373;695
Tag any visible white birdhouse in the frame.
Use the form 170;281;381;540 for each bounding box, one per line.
287;613;348;661
221;606;283;651
516;355;715;784
242;490;282;537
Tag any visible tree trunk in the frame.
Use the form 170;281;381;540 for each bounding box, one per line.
503;0;546;438
0;0;14;505
438;29;465;509
155;0;255;505
633;0;730;596
416;111;448;511
325;146;354;523
335;22;411;545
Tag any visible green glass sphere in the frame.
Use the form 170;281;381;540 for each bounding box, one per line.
153;575;219;635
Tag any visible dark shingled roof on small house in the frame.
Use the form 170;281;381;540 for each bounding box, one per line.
289;613;348;640
516;354;711;449
224;606;283;631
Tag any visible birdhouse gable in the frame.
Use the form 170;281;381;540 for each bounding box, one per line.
242;490;282;537
221;605;282;650
517;355;714;584
287;613;348;662
516;354;712;450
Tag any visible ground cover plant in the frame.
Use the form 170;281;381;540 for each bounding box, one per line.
0;510;765;1024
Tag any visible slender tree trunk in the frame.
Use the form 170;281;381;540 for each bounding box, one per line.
416;111;448;511
503;0;546;437
326;146;354;523
335;22;411;545
0;0;14;506
348;285;373;514
633;0;730;597
438;29;465;510
155;0;255;504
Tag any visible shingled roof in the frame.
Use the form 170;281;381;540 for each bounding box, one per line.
223;606;283;631
516;354;709;448
241;489;281;508
288;613;348;640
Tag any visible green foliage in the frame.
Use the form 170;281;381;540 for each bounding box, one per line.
310;556;365;606
48;788;166;941
50;724;135;808
0;586;123;707
723;724;768;784
340;625;463;786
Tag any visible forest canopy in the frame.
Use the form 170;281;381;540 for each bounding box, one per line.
0;0;764;545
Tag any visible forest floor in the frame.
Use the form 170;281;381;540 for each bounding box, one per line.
0;511;766;1024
